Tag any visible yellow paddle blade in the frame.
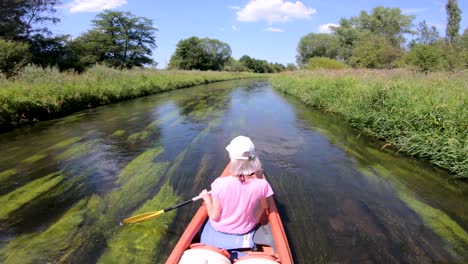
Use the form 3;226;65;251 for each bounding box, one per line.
122;210;164;224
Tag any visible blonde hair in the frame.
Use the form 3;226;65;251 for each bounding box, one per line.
229;156;262;176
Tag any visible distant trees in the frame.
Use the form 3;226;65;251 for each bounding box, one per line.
0;6;158;76
405;44;445;73
0;39;31;77
238;55;285;73
296;3;466;72
414;20;440;45
349;34;403;69
0;0;60;40
296;33;339;66
446;0;461;45
168;37;289;73
169;37;231;71
331;6;414;68
71;10;157;70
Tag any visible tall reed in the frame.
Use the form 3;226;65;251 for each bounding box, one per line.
270;69;468;178
0;65;261;132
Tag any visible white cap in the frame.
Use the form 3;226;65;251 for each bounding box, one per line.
225;136;256;160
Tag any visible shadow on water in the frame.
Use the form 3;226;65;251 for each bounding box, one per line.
0;79;466;263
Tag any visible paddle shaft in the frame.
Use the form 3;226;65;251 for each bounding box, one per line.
122;191;211;224
163;194;204;213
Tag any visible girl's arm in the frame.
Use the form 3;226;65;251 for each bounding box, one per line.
200;189;221;221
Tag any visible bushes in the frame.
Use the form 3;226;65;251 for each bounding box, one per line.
404;44;446;73
0;39;31;78
306;57;348;70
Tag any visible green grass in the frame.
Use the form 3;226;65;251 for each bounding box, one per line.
0;65;261;132
270;69;468;178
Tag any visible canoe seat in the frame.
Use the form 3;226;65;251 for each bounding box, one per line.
178;243;231;264
201;220;255;250
235;252;280;263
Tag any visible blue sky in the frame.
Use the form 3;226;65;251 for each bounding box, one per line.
51;0;468;68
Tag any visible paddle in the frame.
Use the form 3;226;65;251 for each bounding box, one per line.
121;191;210;224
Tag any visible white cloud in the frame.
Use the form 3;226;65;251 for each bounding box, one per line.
402;8;426;15
232;26;239;31
67;0;127;13
228;5;241;10
319;23;338;34
265;27;284;32
237;0;316;23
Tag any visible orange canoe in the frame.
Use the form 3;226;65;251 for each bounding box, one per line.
165;163;293;264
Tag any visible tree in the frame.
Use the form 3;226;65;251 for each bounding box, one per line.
331;18;367;62
461;28;468;49
169;37;231;71
200;38;232;71
405;44;446;73
296;33;339;67
0;39;31;78
223;57;250;72
72;10;157;70
271;63;286;73
460;29;468;68
334;7;414;49
446;0;462;45
239;55;274;73
285;63;298;71
349;34;403;69
415;20;440;45
0;0;60;40
29;34;76;70
358;6;414;47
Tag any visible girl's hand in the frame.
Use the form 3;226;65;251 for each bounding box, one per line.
199;189;210;201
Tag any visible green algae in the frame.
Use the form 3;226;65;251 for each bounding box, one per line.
108;161;170;216
112;129;125;137
0;172;64;221
55;140;97;160
127;130;150;143
0;169;17;183
98;183;181;264
21;154;47;164
0;195;107;264
107;147;169;216
116;147;164;184
371;165;468;258
47;137;82;151
146;110;179;130
399;191;468;257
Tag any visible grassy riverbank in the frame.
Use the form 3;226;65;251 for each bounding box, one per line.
0;65;261;132
270;70;467;178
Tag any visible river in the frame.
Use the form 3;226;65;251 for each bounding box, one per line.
0;79;466;263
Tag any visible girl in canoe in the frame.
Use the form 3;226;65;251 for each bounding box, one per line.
199;136;274;258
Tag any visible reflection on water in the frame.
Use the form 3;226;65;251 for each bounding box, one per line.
0;79;466;263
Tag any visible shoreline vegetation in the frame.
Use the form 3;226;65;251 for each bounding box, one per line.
1;66;466;179
270;69;467;179
0;65;261;133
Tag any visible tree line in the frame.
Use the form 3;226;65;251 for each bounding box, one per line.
297;1;467;73
1;1;466;77
0;1;292;78
0;0;158;77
